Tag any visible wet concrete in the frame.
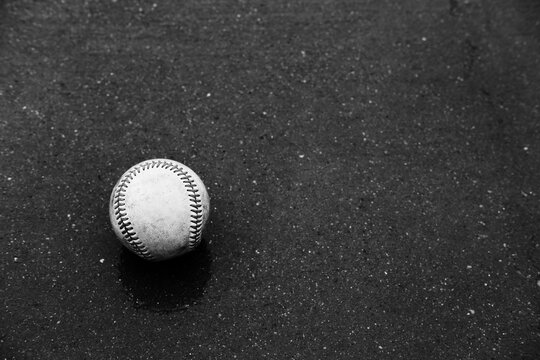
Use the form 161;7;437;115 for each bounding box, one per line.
1;0;539;359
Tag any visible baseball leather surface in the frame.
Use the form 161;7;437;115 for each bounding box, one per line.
109;159;210;261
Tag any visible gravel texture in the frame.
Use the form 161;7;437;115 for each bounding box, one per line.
1;0;539;359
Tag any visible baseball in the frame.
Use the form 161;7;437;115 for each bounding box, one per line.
109;159;210;261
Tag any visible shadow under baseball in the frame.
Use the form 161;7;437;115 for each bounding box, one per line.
117;240;212;313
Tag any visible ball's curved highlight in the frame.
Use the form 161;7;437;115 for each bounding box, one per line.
109;159;210;261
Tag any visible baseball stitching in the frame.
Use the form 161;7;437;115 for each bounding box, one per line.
112;159;205;259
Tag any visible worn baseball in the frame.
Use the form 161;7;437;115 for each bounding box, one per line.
109;159;210;261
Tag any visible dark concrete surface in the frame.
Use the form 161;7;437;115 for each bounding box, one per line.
1;0;540;358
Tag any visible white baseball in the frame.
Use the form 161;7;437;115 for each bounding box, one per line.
109;159;210;261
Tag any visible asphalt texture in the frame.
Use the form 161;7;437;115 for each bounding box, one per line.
1;0;540;359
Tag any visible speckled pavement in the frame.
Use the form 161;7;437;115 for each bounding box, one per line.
1;1;539;359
